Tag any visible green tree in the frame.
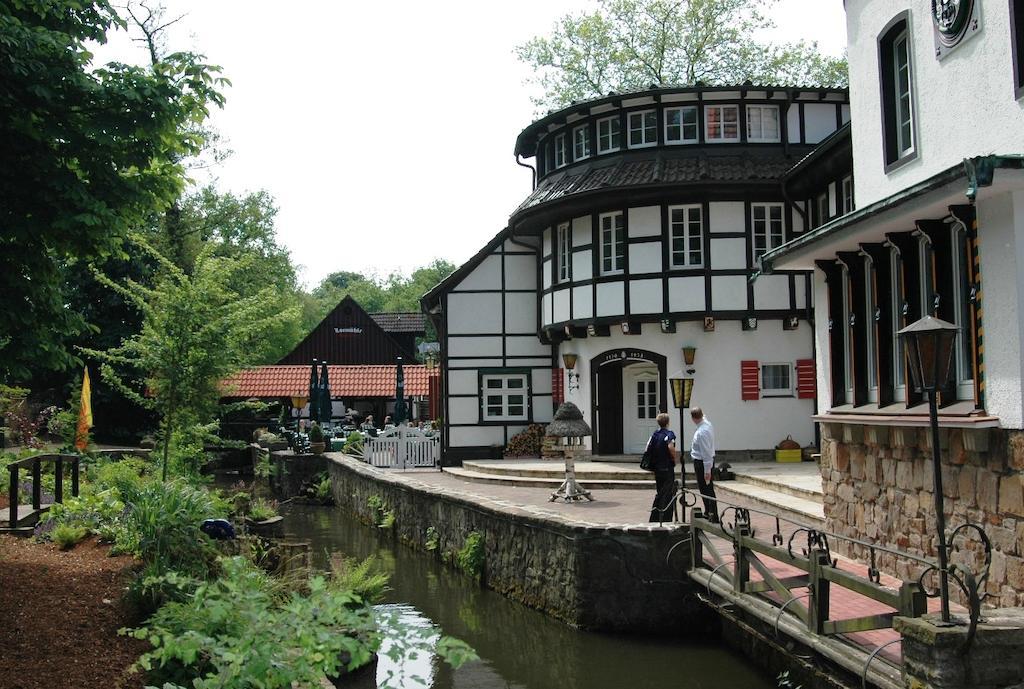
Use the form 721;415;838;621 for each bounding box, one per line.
0;0;227;382
516;0;848;111
84;236;297;480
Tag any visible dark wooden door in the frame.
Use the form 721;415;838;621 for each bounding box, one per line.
596;362;623;455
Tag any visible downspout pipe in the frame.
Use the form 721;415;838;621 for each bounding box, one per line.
516;154;537;190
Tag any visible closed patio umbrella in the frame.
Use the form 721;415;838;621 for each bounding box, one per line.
308;359;320;424
319;361;332;424
393;357;408;425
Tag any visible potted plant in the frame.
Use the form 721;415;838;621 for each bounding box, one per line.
308;422;326;454
244;497;284;536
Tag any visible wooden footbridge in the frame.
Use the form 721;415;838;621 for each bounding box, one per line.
2;454;81;534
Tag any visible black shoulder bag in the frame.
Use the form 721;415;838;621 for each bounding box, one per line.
640;432;658;471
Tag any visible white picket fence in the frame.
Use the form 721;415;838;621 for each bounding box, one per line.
359;425;439;469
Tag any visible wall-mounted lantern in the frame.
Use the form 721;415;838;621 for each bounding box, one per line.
682;346;697;374
562;352;580;392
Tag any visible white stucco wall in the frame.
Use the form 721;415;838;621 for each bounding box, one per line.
846;0;1024;207
977;190;1024;428
557;321;816;452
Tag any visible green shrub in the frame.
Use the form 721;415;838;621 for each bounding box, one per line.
456;531;485;580
366;494;394;529
314;473;332;503
342;431;363;454
329;554;390;604
424;526;439;552
52;524;88;550
119;478;224;578
248;497;279;522
308;422;324;443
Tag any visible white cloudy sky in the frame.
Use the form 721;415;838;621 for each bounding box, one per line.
93;1;848;289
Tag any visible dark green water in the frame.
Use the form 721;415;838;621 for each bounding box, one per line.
279;503;772;689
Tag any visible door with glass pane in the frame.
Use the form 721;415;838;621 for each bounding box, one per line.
623;365;660;454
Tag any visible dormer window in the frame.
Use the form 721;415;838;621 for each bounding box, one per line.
746;105;780;142
665;106;698;144
627;110;657;148
573;125;591;160
597;116;621;153
554;132;567;168
704;104;739;142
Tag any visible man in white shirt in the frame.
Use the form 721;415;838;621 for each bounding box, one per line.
690;406;718;523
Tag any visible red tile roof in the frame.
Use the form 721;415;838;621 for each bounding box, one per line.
221;365;436;399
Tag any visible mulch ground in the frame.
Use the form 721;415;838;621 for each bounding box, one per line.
0;536;147;689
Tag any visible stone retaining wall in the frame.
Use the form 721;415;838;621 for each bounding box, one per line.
326;454;705;633
268;450;328;499
819;423;1024;607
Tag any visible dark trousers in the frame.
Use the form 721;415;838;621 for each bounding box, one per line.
693;460;717;519
649;468;676;523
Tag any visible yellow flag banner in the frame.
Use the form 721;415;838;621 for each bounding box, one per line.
75;367;93;451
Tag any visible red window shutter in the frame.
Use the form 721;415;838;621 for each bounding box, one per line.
796;359;816;399
552;368;564;404
741;360;760;401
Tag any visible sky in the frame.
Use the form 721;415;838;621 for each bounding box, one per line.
93;1;848;290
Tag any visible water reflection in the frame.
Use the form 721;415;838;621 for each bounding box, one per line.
279;503;771;689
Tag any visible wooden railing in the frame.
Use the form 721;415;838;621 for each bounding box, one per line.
6;454;81;529
689;506;928;638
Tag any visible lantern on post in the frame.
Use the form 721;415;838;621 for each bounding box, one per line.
562;352;580;392
897;315;959;623
546;402;594;502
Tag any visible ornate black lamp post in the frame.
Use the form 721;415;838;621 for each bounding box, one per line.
898;315;959;623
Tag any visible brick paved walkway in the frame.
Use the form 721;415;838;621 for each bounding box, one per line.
351;461;959;669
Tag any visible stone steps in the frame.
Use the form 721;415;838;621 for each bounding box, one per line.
443;466;658;490
730;465;824;503
462;459;647;481
713;480;826;530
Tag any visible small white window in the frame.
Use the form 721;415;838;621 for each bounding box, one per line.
599;211;625;274
481;373;529;421
761;363;793;397
746;105;780;142
554;132;567;168
816;193;829;228
752;203;784;261
842;176;855;214
597;116;621;153
573;125;591;160
665;106;698;143
704;104;739;142
556;222;571;283
627;110;657;148
893;30;915;158
669;205;703;267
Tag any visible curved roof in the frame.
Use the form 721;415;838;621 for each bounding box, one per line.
513;151;798;217
514;83;849;158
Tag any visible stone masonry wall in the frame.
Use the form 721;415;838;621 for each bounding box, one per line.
819;423;1024;607
326;454;707;633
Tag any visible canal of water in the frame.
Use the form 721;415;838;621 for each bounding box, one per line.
279;502;772;689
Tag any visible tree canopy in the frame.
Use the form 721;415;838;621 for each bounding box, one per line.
0;0;228;381
516;0;848;112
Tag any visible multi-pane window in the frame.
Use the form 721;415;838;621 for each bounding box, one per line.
636;380;657;419
746;105;780;142
482;374;528;421
597;116;621;153
665;106;698;143
841;265;854;403
952;225;975;399
556;222;571;283
705;104;739;142
890;247;906;400
554;132;567;168
573;125;591;160
842;177;855;214
752;204;784;261
864;255;878;401
893;31;914;158
628;110;657;147
599;212;625;274
879;16;916;166
669;205;703;267
761;363;793;397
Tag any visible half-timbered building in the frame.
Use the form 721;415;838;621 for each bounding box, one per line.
424;85;851;463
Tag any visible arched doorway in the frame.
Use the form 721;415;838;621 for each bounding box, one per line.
589;349;668;456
